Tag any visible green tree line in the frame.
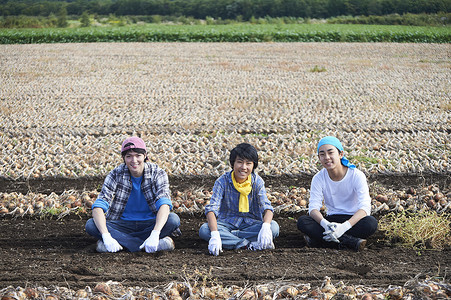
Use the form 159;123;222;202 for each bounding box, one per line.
1;0;450;20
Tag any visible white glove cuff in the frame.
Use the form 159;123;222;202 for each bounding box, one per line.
101;232;112;240
320;219;330;230
211;231;220;239
343;221;352;231
262;222;271;230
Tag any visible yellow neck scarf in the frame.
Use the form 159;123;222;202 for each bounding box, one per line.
232;172;252;213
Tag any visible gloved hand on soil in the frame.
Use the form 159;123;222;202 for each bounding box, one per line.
102;232;123;252
258;222;273;249
140;230;160;253
208;230;222;256
323;221;352;243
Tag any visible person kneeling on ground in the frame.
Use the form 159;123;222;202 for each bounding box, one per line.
199;143;279;256
85;136;181;253
297;136;378;251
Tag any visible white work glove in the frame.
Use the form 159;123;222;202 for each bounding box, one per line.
320;219;339;243
320;218;331;230
208;231;222;256
140;230;160;253
102;232;123;252
258;223;273;249
323;221;352;243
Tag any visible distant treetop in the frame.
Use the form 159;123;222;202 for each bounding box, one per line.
1;0;449;20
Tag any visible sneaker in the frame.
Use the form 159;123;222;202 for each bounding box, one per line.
304;235;322;248
356;239;367;252
158;236;175;251
248;241;261;251
248;241;275;251
171;228;182;238
96;240;108;253
339;234;367;252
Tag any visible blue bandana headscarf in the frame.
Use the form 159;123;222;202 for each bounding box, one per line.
317;136;355;169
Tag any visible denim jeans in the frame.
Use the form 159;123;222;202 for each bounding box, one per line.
85;212;180;252
297;214;378;245
199;220;279;250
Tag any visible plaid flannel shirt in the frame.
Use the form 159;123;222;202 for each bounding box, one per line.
97;162;171;220
205;171;273;227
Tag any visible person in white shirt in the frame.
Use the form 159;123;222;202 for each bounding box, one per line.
297;136;378;251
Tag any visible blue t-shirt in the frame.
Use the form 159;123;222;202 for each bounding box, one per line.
92;175;172;221
121;176;154;221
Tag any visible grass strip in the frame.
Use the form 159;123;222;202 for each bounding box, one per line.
1;24;450;44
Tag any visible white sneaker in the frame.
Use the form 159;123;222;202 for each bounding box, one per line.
248;241;261;251
248;241;275;251
158;236;175;251
96;240;108;253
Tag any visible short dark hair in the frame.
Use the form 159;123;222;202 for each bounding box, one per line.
121;144;148;161
229;143;258;171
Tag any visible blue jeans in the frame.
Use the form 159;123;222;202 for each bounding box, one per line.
85;212;180;252
199;220;279;250
297;214;378;245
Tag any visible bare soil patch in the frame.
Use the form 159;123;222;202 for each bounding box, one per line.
1;214;449;291
1;175;449;293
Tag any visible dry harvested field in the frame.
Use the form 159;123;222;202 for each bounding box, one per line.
0;43;450;299
0;43;449;180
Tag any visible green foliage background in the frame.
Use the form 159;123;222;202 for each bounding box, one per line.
1;0;450;20
1;23;449;44
1;1;449;43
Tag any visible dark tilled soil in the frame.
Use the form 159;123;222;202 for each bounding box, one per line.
1;214;449;290
1;174;450;290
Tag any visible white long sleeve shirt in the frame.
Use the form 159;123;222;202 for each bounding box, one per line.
308;167;372;216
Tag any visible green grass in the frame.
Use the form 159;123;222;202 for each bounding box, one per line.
309;65;327;72
347;155;386;168
1;23;449;44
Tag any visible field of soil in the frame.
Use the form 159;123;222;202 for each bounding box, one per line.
1;176;449;295
1;211;449;291
1;42;449;298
